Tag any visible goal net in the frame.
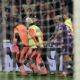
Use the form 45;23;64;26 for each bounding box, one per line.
1;0;79;80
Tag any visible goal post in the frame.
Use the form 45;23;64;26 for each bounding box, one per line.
74;0;80;80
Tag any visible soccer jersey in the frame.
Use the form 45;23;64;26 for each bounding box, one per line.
57;23;73;54
28;24;44;48
13;24;29;46
13;24;29;61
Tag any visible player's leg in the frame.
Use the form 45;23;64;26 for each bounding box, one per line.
62;47;73;76
23;47;32;70
24;47;32;59
16;52;29;76
36;51;48;75
55;48;62;74
19;46;29;63
24;49;38;74
12;45;28;76
62;36;73;76
30;49;38;74
12;44;20;61
17;62;28;76
23;47;32;62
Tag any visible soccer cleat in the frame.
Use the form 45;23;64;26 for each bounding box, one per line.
21;71;28;76
40;66;48;76
19;66;28;76
59;72;67;77
19;59;25;64
31;63;38;74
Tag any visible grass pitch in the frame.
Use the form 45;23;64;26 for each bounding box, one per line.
0;72;73;80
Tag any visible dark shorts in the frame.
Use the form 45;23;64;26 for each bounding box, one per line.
63;36;73;55
56;48;62;55
63;45;73;55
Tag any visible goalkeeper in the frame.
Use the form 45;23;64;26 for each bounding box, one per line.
24;16;48;75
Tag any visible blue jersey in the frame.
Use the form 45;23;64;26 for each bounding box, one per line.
58;23;73;44
58;23;73;54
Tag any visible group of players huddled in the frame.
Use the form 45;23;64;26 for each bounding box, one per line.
12;16;48;76
12;13;73;76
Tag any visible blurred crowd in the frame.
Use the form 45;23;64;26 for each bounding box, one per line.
0;0;73;41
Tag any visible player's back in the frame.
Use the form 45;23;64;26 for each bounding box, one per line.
14;24;29;46
28;24;44;48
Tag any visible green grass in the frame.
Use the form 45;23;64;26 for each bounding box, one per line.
0;72;73;80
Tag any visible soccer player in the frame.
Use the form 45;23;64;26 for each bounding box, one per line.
55;15;73;76
48;15;64;75
25;16;48;75
13;23;30;76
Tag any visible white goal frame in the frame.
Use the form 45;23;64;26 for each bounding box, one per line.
74;0;80;80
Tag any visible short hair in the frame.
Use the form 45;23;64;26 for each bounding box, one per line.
54;15;63;23
25;17;34;26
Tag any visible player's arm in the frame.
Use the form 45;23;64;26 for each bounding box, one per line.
13;29;18;45
44;30;62;46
